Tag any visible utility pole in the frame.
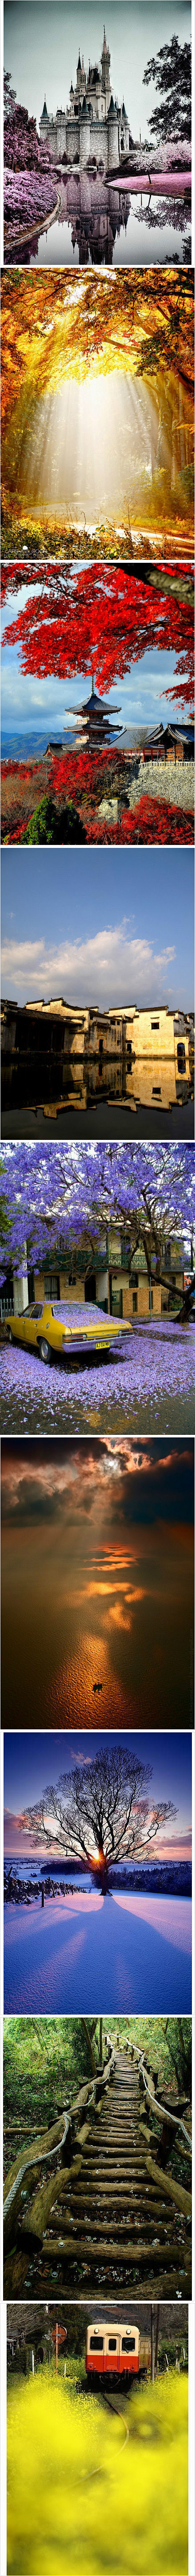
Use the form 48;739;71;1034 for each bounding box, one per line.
155;2307;160;2376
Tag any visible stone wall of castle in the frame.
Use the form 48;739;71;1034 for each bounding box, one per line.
41;110;120;171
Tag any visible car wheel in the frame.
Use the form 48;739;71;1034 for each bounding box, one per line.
39;1338;52;1366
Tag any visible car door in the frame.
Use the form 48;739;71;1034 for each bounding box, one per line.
26;1304;44;1348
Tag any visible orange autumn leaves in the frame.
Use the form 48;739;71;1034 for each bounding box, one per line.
1;268;194;433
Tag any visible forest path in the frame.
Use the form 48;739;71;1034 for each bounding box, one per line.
60;2049;191;2298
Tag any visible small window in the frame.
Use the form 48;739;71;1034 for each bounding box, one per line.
152;1086;161;1096
108;2338;117;2351
151;1020;160;1030
44;1274;60;1299
29;1304;43;1319
90;2335;104;2352
177;1044;186;1071
121;2336;136;2353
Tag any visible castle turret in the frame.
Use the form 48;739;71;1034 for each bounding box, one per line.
108;94;120;170
40;92;50;137
80;92;90;168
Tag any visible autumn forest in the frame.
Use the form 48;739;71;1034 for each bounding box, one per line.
1;269;194;557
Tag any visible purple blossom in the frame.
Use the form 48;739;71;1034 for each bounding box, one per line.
0;1143;195;1280
0;1321;194;1438
4;168;57;228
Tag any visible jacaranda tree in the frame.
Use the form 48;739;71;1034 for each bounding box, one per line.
0;1143;194;1282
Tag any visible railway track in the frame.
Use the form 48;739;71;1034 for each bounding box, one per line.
60;2050;191;2298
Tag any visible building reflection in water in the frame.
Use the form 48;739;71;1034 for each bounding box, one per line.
1;1000;194;1120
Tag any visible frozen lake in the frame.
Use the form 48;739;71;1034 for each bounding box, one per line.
0;1321;195;1437
4;1890;192;2014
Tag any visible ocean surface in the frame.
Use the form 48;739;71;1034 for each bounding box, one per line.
4;1890;192;2014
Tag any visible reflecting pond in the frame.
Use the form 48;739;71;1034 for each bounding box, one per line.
26;187;191;271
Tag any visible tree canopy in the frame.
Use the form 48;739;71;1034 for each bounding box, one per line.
143;36;191;146
1;269;194;436
0;1143;194;1284
1;564;194;706
19;1746;176;1893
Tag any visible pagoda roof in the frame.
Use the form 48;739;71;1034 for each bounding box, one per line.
76;683;120;714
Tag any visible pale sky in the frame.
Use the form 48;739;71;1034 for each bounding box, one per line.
4;1;191;137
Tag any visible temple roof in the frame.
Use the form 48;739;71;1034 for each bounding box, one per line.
144;719;194;746
76;679;119;714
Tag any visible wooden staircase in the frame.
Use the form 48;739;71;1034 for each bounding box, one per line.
59;2051;191;2297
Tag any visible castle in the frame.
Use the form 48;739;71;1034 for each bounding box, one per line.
39;27;130;173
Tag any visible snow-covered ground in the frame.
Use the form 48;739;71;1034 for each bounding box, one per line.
4;1888;192;2014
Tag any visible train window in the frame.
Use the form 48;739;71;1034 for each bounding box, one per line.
90;2335;104;2351
121;2336;136;2352
108;2338;117;2351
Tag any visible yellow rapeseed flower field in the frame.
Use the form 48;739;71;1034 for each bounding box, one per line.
7;2368;188;2576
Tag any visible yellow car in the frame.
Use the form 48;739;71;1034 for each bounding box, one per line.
8;1299;132;1367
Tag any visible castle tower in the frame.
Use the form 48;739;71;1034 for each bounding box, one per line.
76;49;82;94
101;24;111;105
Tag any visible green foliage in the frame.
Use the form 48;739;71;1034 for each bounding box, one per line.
7;2371;188;2575
23;795;86;844
4;2017;192;2175
3;2016;100;2160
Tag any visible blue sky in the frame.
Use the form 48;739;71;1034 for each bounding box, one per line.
1;581;186;740
1;845;194;1009
4;1;191;140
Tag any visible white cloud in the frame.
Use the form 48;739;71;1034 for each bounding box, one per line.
1;922;176;1007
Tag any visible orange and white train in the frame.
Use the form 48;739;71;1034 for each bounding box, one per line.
86;2322;151;2383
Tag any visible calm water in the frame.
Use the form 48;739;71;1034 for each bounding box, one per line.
4;1889;192;2014
0;1323;195;1437
30;200;191;271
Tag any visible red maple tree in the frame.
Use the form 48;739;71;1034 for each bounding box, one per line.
1;563;194;706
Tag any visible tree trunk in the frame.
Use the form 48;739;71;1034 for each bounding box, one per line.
81;2020;97;2076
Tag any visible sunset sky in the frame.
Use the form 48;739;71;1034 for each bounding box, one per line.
4;1724;192;1862
1;1437;194;1735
